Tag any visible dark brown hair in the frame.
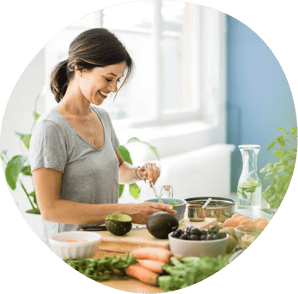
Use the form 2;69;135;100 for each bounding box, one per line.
50;28;134;102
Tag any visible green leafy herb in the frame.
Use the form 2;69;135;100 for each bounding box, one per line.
158;256;228;291
65;253;137;282
167;200;178;205
237;178;261;199
260;127;297;209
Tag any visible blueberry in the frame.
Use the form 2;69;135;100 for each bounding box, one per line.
180;233;189;240
200;229;207;235
189;234;200;240
217;232;227;239
206;234;214;240
190;228;201;237
172;231;179;238
212;233;219;240
186;226;193;234
199;234;207;240
174;228;184;238
208;226;219;234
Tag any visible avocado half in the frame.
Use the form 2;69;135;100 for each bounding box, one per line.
147;212;179;239
105;214;132;236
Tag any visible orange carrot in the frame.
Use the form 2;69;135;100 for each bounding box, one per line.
125;264;159;286
131;247;173;263
137;259;166;273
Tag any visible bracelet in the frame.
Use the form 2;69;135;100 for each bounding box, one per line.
135;166;143;181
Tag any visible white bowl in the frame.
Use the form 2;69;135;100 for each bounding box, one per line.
168;232;228;257
49;231;102;260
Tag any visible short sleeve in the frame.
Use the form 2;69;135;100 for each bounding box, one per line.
29;120;67;173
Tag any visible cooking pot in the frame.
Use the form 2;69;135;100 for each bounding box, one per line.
185;197;235;222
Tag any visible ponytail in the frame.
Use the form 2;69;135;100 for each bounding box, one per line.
49;28;134;103
50;59;72;103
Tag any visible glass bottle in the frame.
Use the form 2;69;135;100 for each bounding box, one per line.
159;185;174;199
237;145;262;209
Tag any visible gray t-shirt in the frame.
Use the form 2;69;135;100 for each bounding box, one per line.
29;105;120;246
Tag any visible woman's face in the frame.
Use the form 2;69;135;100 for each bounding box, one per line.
77;62;127;105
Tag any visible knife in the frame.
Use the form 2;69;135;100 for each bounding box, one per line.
80;224;107;231
80;223;147;231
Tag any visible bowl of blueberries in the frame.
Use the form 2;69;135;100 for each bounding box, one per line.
168;225;228;257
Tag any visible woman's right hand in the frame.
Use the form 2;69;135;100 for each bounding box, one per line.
129;202;177;224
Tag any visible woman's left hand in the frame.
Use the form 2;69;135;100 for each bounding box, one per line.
138;163;160;187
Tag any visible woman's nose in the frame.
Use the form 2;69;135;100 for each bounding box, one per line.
108;81;118;93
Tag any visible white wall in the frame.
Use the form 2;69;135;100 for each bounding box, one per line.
0;48;46;212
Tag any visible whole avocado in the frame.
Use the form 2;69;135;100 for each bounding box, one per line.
147;212;179;239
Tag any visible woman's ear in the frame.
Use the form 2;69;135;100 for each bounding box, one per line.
74;66;84;77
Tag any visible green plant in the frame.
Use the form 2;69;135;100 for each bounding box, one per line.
1;95;41;214
118;137;160;199
260;127;297;209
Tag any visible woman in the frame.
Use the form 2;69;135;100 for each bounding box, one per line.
30;28;176;246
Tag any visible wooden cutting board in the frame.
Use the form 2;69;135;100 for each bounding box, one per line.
95;217;217;253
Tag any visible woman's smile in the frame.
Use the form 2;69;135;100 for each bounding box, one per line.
98;90;109;99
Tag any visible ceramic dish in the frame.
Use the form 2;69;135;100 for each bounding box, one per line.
168;231;228;257
49;231;102;260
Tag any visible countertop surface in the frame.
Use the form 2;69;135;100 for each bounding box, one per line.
94;204;274;293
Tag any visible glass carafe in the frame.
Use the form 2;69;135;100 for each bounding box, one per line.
237;145;262;209
159;185;174;199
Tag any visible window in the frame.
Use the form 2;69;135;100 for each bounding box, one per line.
44;0;225;135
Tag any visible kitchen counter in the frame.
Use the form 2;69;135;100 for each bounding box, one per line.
93;208;273;293
92;217;217;293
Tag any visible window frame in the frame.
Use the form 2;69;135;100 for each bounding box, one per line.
44;1;226;137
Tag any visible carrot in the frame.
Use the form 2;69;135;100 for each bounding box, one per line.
131;247;173;263
137;259;166;274
125;264;159;286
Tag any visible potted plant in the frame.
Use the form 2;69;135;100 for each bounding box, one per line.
1;95;41;215
260;127;297;211
1;95;43;238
